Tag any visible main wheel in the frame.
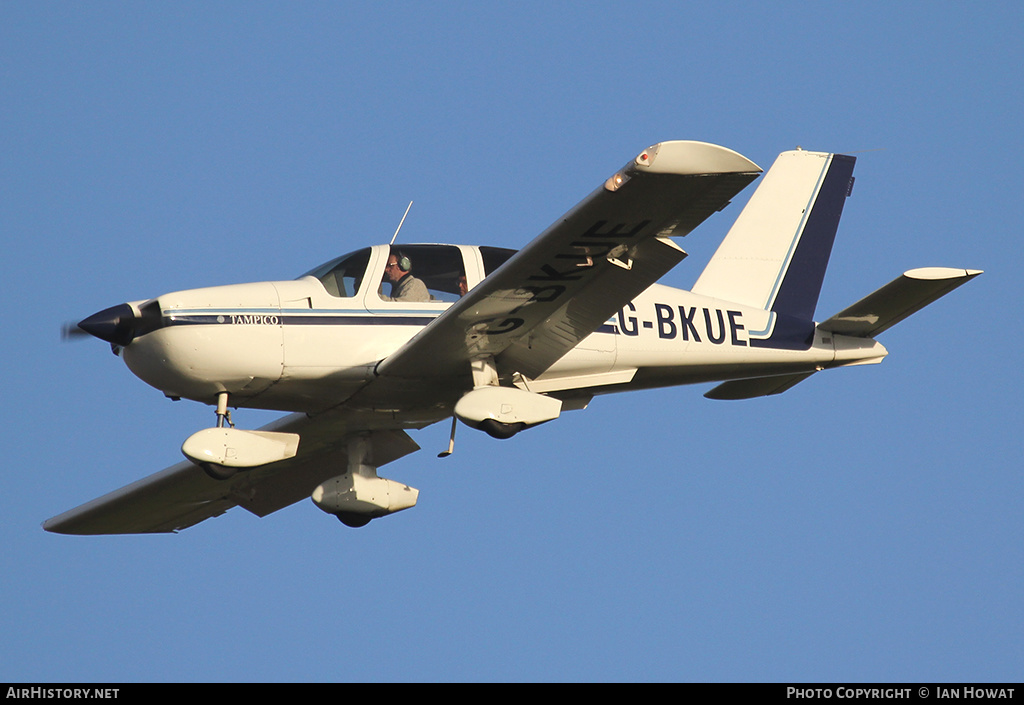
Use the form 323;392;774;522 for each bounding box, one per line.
336;512;372;528
201;463;236;481
478;419;524;439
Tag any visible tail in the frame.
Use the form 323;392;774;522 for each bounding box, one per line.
692;148;856;347
693;148;982;401
704;267;982;400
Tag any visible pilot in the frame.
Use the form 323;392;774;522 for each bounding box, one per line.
382;251;429;302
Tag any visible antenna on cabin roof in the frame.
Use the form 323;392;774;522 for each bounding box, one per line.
389;201;414;246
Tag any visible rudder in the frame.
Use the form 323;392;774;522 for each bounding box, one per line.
692;149;856;322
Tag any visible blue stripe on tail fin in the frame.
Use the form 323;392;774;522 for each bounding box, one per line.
767;153;856;323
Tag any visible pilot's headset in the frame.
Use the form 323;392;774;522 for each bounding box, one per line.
393;251;412;272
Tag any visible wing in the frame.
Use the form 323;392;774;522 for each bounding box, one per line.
376;141;762;385
46;141;760;534
43;412;420;535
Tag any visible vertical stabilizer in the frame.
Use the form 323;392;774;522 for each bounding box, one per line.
692;149;856;323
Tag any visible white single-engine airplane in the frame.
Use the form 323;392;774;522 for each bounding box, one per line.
46;141;981;534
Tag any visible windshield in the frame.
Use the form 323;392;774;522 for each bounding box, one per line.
301;248;371;298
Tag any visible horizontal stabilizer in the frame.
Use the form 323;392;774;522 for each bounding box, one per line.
820;267;982;338
704;372;816;400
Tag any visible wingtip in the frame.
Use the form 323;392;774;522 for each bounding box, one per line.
41;517;69;535
635;140;762;176
904;267;984;281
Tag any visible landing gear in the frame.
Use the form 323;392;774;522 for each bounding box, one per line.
454;380;561;440
201;462;236;481
311;434;420;527
182;391;300;480
202;391;236;480
478;419;524;440
336;513;372;528
215;391;233;429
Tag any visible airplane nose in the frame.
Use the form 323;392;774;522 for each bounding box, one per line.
78;303;139;346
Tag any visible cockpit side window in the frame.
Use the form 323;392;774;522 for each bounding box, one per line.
379;245;467;303
480;246;517;277
302;248;371;298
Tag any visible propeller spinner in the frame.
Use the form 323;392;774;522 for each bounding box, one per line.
68;301;163;346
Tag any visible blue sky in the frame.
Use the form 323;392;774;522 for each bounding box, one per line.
2;2;1021;682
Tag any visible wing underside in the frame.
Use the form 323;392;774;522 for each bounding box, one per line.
376;141;761;386
43;413;421;534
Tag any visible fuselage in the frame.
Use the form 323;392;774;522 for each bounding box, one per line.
109;243;885;416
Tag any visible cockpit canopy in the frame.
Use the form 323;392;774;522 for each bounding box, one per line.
302;244;516;302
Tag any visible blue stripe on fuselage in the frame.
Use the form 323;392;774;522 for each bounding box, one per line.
161;311;618;335
164;312;436;327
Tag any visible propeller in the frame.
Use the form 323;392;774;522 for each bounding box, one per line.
62;301;163;346
60;321;92;341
